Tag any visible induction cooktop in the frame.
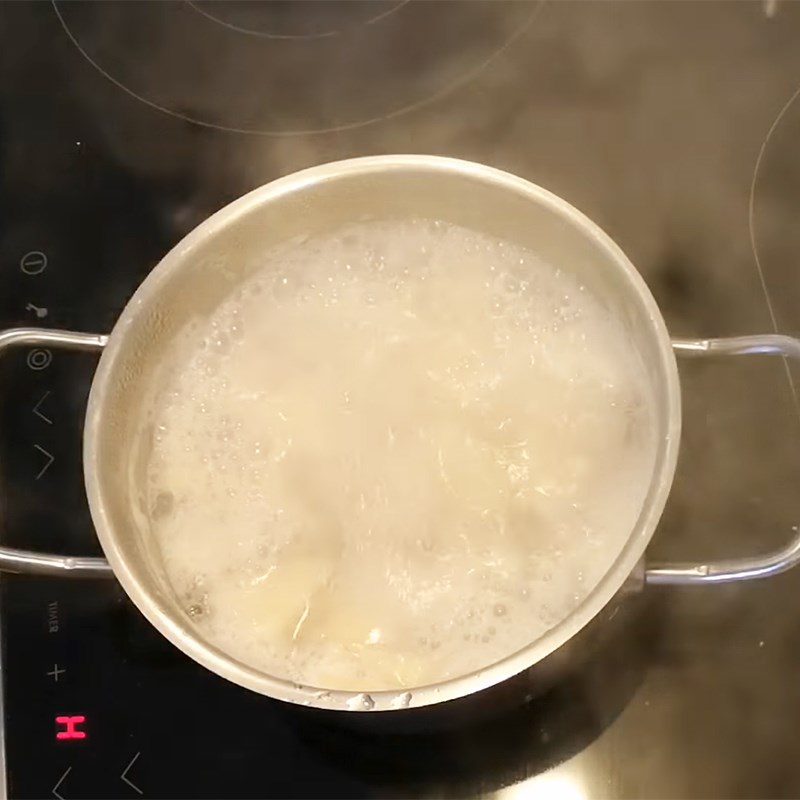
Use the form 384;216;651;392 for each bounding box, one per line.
2;2;800;798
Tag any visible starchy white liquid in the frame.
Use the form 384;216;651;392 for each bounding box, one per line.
143;219;656;691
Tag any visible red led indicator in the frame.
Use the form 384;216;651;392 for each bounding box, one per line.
55;715;86;741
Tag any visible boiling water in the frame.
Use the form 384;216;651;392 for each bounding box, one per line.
144;219;656;691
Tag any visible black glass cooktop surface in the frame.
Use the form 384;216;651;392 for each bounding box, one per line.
3;2;800;798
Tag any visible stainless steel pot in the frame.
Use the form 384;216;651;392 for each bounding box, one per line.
2;155;799;713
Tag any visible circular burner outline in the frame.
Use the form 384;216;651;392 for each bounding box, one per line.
747;80;800;413
748;80;800;314
747;86;800;304
184;0;411;40
52;0;543;136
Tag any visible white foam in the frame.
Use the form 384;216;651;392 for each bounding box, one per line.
143;219;656;691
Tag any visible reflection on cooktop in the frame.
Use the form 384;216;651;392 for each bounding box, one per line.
276;594;658;798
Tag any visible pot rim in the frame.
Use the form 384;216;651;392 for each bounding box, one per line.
84;155;681;712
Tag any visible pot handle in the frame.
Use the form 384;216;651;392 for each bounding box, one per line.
0;328;113;578
645;334;800;586
5;329;797;583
